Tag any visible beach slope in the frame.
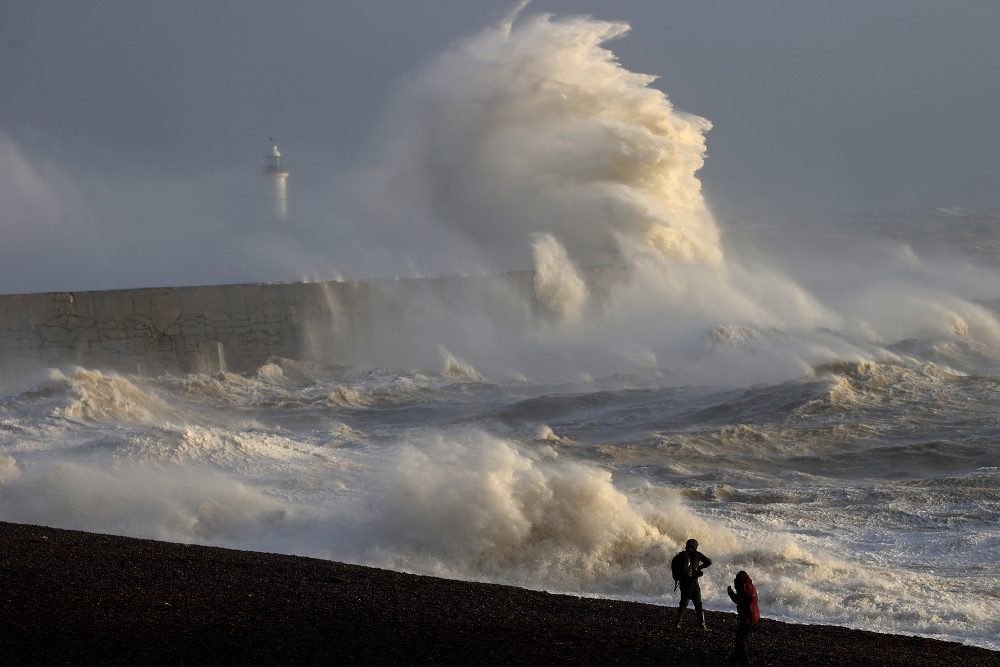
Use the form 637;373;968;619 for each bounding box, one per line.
1;521;995;665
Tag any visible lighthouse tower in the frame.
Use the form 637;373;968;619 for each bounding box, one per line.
263;142;289;222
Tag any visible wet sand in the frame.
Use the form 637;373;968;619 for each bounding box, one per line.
1;521;996;665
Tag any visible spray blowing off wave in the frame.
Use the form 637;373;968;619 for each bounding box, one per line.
531;233;588;321
349;7;1000;384
359;11;721;273
364;432;734;591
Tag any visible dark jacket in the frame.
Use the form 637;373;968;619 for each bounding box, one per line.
728;571;760;626
677;549;712;582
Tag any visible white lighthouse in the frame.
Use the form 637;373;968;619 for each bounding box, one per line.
263;142;289;222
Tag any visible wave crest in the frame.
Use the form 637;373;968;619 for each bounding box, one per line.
365;431;736;594
44;368;176;424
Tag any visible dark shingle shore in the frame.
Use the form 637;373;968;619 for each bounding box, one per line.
1;521;996;665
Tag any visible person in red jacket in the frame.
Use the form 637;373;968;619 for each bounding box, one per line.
727;570;760;666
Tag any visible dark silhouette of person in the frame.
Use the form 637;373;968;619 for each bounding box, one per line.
673;538;712;629
727;570;761;665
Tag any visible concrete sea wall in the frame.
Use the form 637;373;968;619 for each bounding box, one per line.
0;269;624;378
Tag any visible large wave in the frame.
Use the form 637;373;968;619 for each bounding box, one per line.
357;10;720;274
344;8;1000;385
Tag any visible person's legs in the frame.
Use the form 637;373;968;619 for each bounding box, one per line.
734;624;752;665
675;583;692;628
691;582;708;629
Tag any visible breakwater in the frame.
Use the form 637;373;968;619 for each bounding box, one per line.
0;268;624;378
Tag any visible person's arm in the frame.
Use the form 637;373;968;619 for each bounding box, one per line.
699;553;712;570
727;585;738;603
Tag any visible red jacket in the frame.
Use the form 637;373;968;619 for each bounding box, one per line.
728;571;760;626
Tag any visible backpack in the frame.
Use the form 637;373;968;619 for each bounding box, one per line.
671;551;697;585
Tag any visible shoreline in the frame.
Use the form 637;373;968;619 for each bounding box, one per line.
1;521;997;665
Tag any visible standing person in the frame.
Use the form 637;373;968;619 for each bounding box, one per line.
671;538;712;629
727;570;760;666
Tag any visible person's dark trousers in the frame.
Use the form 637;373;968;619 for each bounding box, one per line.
733;623;755;665
676;580;707;628
679;580;702;613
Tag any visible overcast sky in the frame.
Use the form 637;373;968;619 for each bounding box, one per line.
1;1;999;290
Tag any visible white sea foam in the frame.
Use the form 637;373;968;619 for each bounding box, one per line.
0;455;20;483
439;346;485;382
355;432;736;592
50;368;177;424
0;461;291;544
0;361;997;648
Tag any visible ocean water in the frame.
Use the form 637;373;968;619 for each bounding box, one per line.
2;8;999;651
1;220;998;648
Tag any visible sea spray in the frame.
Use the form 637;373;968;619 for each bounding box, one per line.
358;12;721;273
530;233;588;322
343;8;1000;386
354;430;741;593
348;10;963;384
439;346;485;381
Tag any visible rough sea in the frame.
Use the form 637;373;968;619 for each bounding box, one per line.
1;8;998;651
2;209;998;649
